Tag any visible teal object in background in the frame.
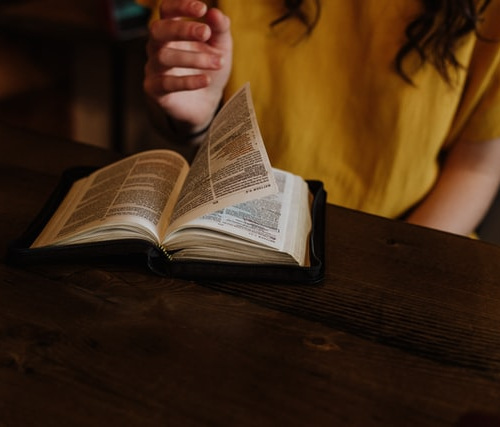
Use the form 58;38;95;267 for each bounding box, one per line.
113;0;149;22
110;0;150;39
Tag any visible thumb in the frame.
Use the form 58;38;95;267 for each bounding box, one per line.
205;8;232;49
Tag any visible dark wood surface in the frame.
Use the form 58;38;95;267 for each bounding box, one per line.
1;123;500;427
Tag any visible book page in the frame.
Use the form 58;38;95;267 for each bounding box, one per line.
164;169;312;266
32;150;189;247
165;83;278;234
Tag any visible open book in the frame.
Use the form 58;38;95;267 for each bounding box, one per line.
8;84;326;283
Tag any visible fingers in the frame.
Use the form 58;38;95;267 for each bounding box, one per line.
151;1;230;45
144;49;212;97
144;0;232;99
159;0;207;20
205;8;231;37
204;7;231;48
150;16;211;44
146;40;223;74
144;72;210;98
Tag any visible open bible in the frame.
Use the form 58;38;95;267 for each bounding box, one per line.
7;84;326;283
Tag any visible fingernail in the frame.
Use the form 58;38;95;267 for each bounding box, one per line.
195;24;209;40
191;1;207;16
211;55;222;67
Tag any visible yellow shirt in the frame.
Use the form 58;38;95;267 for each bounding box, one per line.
140;1;500;218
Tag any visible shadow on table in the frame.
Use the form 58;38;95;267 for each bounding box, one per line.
477;188;500;246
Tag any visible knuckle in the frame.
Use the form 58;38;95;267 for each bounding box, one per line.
156;44;171;66
149;19;164;41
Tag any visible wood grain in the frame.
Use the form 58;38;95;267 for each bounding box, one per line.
1;124;500;426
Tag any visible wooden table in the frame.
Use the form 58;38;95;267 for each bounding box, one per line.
1;123;500;427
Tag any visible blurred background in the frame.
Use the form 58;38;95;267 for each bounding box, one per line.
0;0;498;244
0;0;168;154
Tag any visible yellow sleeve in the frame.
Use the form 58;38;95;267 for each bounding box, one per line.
459;62;500;144
446;2;500;145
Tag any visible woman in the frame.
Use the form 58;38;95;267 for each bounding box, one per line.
140;0;500;236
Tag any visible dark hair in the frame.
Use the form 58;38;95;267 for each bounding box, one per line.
396;0;492;83
270;0;321;36
270;0;493;84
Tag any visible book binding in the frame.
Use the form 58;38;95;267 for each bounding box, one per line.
6;167;326;284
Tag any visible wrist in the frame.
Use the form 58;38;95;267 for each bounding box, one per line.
166;116;211;144
185;121;212;140
168;99;223;143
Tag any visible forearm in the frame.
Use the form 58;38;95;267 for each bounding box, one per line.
407;137;500;236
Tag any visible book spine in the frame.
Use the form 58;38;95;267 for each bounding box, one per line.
157;244;173;262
